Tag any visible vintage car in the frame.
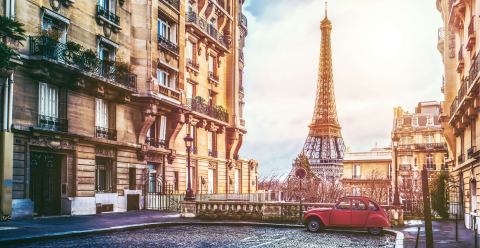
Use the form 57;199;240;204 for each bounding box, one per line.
302;196;391;235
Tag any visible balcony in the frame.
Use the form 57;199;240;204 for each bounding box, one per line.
415;143;448;149
450;96;458;120
95;126;117;141
424;163;436;170
208;71;219;82
398;144;415;150
163;0;179;10
457;44;464;72
158;35;179;55
208;149;218;158
186;98;229;123
185;11;230;52
468;146;477;159
399;164;412;170
239;85;244;93
441;74;445;93
158;84;180;101
239;118;245;127
239;49;244;62
145;137;167;149
187;58;200;71
30;36;137;91
233;154;239;160
458;154;465;165
239;13;248;28
38;115;68;132
438;27;445;55
467;16;476;51
96;5;120;26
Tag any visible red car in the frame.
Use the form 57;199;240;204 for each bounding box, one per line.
302;196;391;235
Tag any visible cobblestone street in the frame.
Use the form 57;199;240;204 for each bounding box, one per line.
5;225;396;248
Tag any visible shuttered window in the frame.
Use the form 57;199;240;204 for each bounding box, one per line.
96;98;109;128
39;83;58;118
208;131;213;150
160;115;167;140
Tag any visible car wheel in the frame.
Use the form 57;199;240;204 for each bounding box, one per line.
368;227;383;235
307;218;323;232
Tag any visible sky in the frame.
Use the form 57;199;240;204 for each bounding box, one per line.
238;0;445;177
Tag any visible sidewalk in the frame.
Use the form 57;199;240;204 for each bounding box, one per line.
397;219;476;248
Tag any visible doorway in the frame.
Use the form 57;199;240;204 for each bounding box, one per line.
30;152;62;216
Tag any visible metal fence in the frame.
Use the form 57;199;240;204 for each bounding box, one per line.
145;184;184;211
196;192;283;202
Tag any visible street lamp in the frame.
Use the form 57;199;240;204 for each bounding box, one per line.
392;134;401;205
184;134;195;201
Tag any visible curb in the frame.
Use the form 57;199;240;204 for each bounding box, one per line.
0;222;404;246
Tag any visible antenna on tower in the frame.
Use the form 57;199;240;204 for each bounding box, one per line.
325;2;327;17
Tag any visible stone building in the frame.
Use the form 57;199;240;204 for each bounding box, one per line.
391;101;448;208
0;0;256;220
435;0;480;226
341;148;392;204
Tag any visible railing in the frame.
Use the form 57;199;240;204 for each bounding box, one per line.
208;149;218;158
146;184;183;211
158;84;180;100
239;13;248;27
352;175;361;179
158;35;179;55
450;96;458;119
233;154;239;160
458;76;469;104
399;164;412;170
239;85;244;93
186;98;229;123
38;115;68;132
145;137;167;149
415;143;448;149
398;144;415;149
95;126;117;141
208;71;219;81
469;16;475;37
449;0;454;14
458;154;465;165
239;118;245;126
459;44;464;61
471;52;480;83
196;192;283;202
163;0;179;10
239;49;244;61
97;5;120;25
424;163;436;170
186;11;230;50
187;58;200;70
30;36;137;90
438;27;445;41
468;146;477;159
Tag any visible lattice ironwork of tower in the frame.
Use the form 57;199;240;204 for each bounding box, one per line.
291;7;346;180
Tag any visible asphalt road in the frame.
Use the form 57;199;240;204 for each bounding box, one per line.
5;225;396;248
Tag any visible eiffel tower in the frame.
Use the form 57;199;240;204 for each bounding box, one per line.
291;4;346;180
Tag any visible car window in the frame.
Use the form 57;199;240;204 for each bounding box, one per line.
352;199;367;210
368;201;379;211
335;199;351;210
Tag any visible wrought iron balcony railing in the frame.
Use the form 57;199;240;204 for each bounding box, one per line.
208;71;219;81
233;154;239;160
438;27;445;42
97;5;120;25
414;143;448;149
458;154;465;165
469;16;475;37
239;13;248;27
239;85;244;93
38;115;68;132
187;58;199;70
459;44;464;61
30;36;137;90
398;144;415;149
399;164;412;170
424;163;436;170
145;137;167;149
186;11;230;50
239;49;244;61
163;0;179;10
450;96;458;119
95;126;117;141
186;98;229;123
158;35;179;55
468;146;477;159
208;149;218;158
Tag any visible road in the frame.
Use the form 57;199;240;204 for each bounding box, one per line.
6;225;395;248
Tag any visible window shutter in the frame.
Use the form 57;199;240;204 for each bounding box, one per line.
187;83;194;99
209;56;214;71
208;132;212;150
39;83;45;116
160;115;167;140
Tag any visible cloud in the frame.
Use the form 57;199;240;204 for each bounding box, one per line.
240;0;444;177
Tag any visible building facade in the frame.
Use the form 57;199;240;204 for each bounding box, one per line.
0;0;256;220
341;148;392;205
392;101;448;210
436;0;480;227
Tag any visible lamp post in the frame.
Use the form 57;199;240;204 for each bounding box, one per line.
392;134;400;205
184;134;195;201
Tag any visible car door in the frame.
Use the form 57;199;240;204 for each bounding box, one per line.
330;198;351;226
351;198;369;226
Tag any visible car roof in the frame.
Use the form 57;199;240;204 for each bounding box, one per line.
338;196;381;204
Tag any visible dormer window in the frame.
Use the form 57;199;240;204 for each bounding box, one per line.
412;118;418;126
397;119;403;127
427;117;434;126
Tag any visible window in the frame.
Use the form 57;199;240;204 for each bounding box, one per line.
146;116;167;148
5;0;15;19
426;154;433;169
157;69;169;87
353;165;361;179
353;188;360;196
42;16;67;43
235;168;240;194
209;91;217;107
397;119;403;127
208;168;215;194
209;55;215;74
401;176;412;190
368;201;379;211
239;102;244;119
427;117;434;125
425;135;434;143
95;98;109;129
412;118;418;126
208;131;217;157
335;199;351;210
39;83;58;119
147;164;156;192
158;18;170;40
352;199;367;210
187;82;194;100
129;168;136;190
401;136;412;145
401;156;411;165
388;164;392;178
186;40;195;60
174;171;179;191
99;0;116;13
99;42;115;61
95;157;115;193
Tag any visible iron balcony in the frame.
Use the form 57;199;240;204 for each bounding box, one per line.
96;5;120;25
208;71;219;82
145;137;167;149
239;13;248;28
208;149;218;158
398;143;447;149
38;115;68;132
239;49;244;62
468;146;477;159
186;98;229;123
95;126;117;141
187;58;200;71
458;154;465;165
162;0;179;10
158;35;179;55
185;11;230;51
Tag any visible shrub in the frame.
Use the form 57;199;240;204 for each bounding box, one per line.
84;49;97;59
39;28;64;42
194;96;206;103
66;41;82;52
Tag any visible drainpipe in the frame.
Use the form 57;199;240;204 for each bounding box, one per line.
3;77;9;131
8;73;14;132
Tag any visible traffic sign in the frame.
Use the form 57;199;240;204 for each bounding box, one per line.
295;168;307;180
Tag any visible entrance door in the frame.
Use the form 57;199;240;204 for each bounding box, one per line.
351;199;369;226
30;152;61;216
330;198;351;226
